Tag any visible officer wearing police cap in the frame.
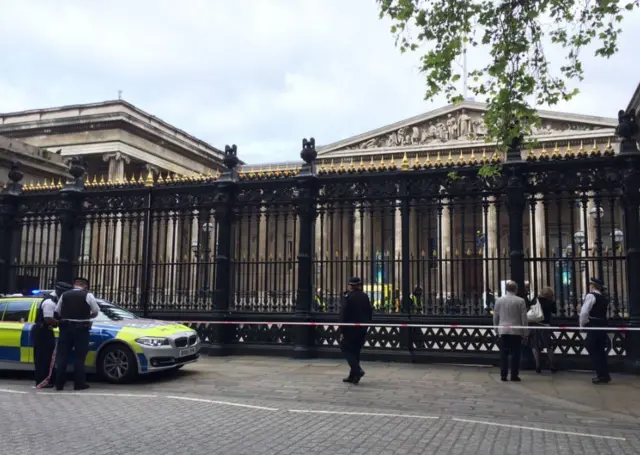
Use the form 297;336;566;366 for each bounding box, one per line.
54;277;100;391
339;277;372;384
579;277;611;384
32;281;73;388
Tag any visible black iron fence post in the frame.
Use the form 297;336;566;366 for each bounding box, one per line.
504;136;527;298
209;145;239;356
56;158;86;285
617;108;640;372
139;173;154;318
292;138;318;359
0;163;24;294
399;178;413;353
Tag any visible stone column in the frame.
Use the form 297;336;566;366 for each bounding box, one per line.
394;202;402;294
353;203;362;277
439;199;453;298
165;211;178;301
528;194;546;293
103;153;131;293
258;207;268;305
483;196;498;295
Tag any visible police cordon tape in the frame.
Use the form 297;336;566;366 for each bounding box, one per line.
176;320;637;331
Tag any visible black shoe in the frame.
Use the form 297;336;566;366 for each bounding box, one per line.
511;376;521;382
343;376;355;383
535;367;542;374
55;387;64;391
359;369;365;378
501;377;508;382
351;374;362;385
550;367;557;373
74;384;90;391
592;377;611;384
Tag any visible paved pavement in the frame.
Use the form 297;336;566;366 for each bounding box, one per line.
1;357;640;454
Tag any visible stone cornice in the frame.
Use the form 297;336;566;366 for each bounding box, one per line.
317;100;618;154
0;117;224;168
0;100;225;165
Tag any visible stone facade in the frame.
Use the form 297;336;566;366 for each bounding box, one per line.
0;100;226;183
0;135;68;186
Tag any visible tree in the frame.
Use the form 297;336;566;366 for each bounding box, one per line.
378;0;639;157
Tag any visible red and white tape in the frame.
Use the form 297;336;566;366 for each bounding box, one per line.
177;320;638;331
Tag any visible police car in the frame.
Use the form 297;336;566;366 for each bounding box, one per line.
0;291;201;384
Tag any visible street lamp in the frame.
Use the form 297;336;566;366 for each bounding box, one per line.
573;230;585;247
589;206;604;219
610;229;624;250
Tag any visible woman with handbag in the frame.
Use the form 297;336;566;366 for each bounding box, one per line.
528;287;557;373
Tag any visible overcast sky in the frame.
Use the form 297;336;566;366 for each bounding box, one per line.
0;1;639;164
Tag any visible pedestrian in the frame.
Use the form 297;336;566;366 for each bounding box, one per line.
54;277;100;391
580;277;611;384
339;277;372;384
32;281;73;388
493;280;528;382
528;286;557;374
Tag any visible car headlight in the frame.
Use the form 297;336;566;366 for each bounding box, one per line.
136;337;169;347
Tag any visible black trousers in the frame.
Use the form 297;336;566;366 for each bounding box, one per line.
341;332;366;377
55;323;90;389
32;325;56;385
586;331;610;379
499;335;522;379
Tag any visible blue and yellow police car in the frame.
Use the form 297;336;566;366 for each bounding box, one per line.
0;292;201;383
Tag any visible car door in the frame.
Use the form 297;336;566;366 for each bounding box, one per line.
0;299;37;368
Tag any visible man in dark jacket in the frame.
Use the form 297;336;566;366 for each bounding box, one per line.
339;277;373;384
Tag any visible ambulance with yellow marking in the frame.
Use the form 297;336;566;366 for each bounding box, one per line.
0;294;201;384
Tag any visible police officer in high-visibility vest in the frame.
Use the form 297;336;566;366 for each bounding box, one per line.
411;286;423;314
54;277;100;391
314;288;327;312
32;281;73;388
579;277;611;384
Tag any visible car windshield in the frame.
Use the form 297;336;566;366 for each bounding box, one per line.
93;300;139;322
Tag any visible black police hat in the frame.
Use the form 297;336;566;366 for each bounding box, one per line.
590;277;605;289
55;281;73;294
348;277;362;286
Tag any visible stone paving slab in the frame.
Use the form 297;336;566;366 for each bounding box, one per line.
2;356;640;454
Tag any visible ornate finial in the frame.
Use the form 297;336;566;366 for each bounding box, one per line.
577;141;586;157
446;151;454;166
604;137;615;156
552;142;561;159
145;169;154;187
565;142;574;158
34;180;42;191
368;155;376;171
481;148;487;163
388;155;397;170
469;149;477;165
540;144;549;160
379;155;386;171
491;149;502;163
425;153;432;168
215;169;221;179
44;178;50;190
359;156;365;171
300;137;317;164
348;158;356;173
223;144;239;170
7;161;24;186
137;173;144;184
98;175;105;186
526;146;536;161
413;153;420;169
590;140;600;156
435;151;443;167
456;150;466;165
328;160;335;174
338;159;346;173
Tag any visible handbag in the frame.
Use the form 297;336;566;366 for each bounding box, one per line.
527;300;544;323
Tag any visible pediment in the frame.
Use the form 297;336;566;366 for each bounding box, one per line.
318;100;618;154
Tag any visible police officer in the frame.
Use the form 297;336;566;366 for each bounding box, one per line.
579;277;611;384
32;281;73;388
54;277;100;391
339;277;373;384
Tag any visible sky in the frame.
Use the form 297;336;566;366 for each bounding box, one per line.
0;0;639;164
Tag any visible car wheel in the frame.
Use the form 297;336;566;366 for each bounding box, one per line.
98;343;138;384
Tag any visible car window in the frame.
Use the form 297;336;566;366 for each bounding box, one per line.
94;304;138;322
2;300;34;323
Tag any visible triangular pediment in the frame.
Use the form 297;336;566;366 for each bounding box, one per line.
317;100;617;155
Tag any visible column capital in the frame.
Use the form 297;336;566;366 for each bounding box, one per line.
102;152;131;164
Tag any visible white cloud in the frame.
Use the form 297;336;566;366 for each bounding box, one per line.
0;0;638;164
